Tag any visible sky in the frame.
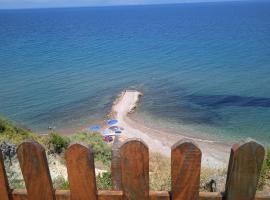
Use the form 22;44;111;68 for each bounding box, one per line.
0;0;248;9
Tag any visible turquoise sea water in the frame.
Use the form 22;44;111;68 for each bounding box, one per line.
0;2;270;144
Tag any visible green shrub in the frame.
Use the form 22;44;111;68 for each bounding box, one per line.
48;133;70;154
258;147;270;190
265;148;270;167
0;118;44;145
53;176;69;190
70;132;111;166
96;172;112;190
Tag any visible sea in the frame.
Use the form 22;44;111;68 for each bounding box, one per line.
0;1;270;144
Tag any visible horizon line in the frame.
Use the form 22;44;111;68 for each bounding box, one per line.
0;0;254;11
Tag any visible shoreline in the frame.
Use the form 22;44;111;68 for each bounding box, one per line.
111;90;231;169
47;89;231;168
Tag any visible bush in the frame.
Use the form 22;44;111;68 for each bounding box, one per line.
48;133;70;154
0;118;44;145
96;172;112;190
70;132;112;166
11;169;111;190
53;176;69;190
258;147;270;190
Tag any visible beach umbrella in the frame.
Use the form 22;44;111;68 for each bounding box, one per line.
102;129;113;136
89;124;101;132
107;119;118;126
109;126;124;131
109;126;119;131
109;126;123;133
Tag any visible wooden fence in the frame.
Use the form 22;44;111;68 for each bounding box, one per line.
0;138;270;200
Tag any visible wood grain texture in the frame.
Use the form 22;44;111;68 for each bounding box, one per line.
6;139;270;200
12;189;28;200
17;140;54;200
224;140;265;200
98;190;123;200
171;139;201;200
149;191;170;200
9;190;270;200
55;190;70;200
120;139;149;200
256;192;270;200
0;151;10;200
65;143;97;200
111;136;122;190
199;192;222;200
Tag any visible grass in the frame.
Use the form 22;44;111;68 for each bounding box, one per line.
200;167;227;192
53;176;70;190
1;118;270;192
0;118;113;190
96;172;112;190
149;152;171;191
0;118;45;145
69;132;112;166
258;147;270;190
48;133;70;154
149;152;227;192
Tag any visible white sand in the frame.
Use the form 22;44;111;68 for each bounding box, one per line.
112;90;231;169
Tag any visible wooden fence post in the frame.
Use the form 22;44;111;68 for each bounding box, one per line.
65;143;98;200
171;139;201;200
17;140;55;200
224;140;265;200
111;136;122;190
0;151;10;200
120;139;149;200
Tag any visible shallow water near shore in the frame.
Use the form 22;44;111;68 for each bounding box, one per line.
0;2;270;144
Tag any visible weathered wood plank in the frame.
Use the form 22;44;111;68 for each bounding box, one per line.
224;140;265;200
120;139;149;200
171;139;201;200
149;191;170;200
199;192;222;200
11;189;28;200
17;140;54;200
256;192;270;200
65;143;97;200
98;190;123;200
111;136;122;190
9;190;270;200
6;139;270;200
0;151;10;200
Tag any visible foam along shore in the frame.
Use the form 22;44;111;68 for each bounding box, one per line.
112;90;231;169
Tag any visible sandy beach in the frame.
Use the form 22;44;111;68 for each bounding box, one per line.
111;90;231;169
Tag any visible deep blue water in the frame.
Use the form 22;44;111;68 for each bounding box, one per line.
0;2;270;144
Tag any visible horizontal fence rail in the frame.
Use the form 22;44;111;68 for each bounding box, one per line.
0;138;270;200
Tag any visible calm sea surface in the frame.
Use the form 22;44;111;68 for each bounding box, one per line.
0;2;270;144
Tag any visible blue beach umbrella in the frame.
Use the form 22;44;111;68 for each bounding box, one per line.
107;119;118;126
89;124;101;132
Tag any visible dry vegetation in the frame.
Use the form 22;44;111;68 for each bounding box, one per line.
149;152;171;190
1;117;269;192
149;152;227;191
